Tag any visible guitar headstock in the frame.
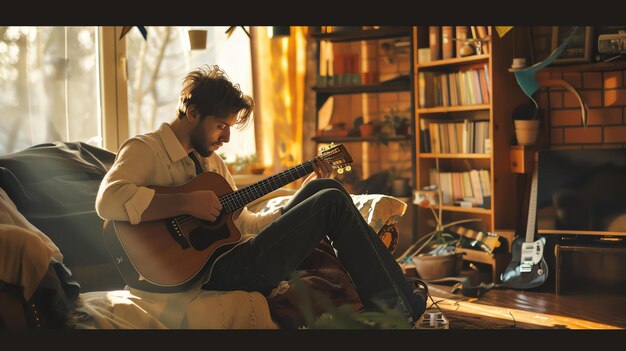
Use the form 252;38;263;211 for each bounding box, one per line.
319;143;353;174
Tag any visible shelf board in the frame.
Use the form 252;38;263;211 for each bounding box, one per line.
312;27;411;42
417;104;490;113
313;82;410;95
419;153;491;159
313;135;411;143
417;54;489;69
425;205;492;214
542;60;626;72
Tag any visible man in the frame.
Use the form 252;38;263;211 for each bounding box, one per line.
96;64;426;328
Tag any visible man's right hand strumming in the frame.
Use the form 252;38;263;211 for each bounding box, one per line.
186;190;223;222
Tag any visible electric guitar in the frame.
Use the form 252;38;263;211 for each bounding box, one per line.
500;156;549;289
103;144;353;293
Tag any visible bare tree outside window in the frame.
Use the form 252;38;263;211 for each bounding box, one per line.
125;26;256;163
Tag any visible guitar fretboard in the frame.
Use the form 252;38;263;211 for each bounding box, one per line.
525;159;539;243
219;160;315;213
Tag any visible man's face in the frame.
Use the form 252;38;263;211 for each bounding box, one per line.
190;113;236;157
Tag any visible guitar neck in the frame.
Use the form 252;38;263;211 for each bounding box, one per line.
525;158;539;243
219;159;315;214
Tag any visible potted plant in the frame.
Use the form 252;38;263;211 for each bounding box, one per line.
397;188;481;280
512;101;544;146
384;107;410;136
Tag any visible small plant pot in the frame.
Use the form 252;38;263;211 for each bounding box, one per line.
412;252;465;280
395;124;409;135
514;119;540;146
359;124;376;137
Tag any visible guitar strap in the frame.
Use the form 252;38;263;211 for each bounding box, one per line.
188;152;204;175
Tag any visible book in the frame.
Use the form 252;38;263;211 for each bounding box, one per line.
429;26;441;61
476;26;490;54
429;122;440;154
469;169;484;206
419;119;431;153
455;26;468;58
478;68;489;104
441;26;454;59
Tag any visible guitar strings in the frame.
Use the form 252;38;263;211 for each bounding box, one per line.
174;159;318;225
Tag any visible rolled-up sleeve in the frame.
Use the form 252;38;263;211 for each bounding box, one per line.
95;140;157;224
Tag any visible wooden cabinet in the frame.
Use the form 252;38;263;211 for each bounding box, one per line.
412;26;530;281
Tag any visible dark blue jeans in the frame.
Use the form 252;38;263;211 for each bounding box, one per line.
203;178;425;324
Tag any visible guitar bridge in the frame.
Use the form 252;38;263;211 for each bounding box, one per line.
520;263;532;273
167;218;190;249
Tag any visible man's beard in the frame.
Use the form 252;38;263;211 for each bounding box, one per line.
190;125;214;157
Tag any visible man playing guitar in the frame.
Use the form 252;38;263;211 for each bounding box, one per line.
95;65;426;328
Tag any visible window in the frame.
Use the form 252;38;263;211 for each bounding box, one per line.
0;26;102;155
123;26;256;163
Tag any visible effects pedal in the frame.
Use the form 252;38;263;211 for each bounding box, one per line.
414;308;450;329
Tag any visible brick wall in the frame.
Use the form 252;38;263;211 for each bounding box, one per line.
535;69;626;150
530;26;626;150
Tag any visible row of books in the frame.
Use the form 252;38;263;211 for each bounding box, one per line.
419;119;490;154
418;67;490;108
317;41;382;87
429;168;491;207
427;26;490;61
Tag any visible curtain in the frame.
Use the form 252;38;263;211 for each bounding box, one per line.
250;27;312;177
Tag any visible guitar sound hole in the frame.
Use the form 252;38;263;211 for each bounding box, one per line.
188;220;230;250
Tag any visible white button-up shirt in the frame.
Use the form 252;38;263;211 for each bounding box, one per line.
94;123;281;328
95;122;280;234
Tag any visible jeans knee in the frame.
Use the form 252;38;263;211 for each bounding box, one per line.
307;178;341;189
318;187;351;205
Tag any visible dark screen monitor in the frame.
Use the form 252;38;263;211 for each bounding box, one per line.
537;148;626;236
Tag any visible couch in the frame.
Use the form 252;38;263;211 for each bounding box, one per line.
0;142;407;329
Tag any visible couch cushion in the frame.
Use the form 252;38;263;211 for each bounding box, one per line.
0;142;115;267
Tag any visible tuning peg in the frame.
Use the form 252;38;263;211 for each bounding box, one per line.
330;142;335;148
319;146;326;152
337;167;344;174
344;165;351;172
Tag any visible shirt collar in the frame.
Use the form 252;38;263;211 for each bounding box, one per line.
156;123;189;163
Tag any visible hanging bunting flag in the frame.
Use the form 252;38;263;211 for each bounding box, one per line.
495;26;514;38
120;26;148;40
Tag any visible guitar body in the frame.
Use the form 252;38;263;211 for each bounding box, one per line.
102;143;354;293
103;172;241;293
500;236;548;289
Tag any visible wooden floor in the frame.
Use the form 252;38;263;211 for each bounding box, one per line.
427;282;626;329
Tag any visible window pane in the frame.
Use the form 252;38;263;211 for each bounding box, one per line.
125;26;255;163
0;26;102;155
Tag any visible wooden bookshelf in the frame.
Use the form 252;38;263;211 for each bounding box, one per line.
419;153;491;159
434;205;493;214
417;104;490;114
418;54;489;69
412;26;533;283
312;27;411;43
313;135;410;143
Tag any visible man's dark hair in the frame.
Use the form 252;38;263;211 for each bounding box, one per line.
177;64;253;129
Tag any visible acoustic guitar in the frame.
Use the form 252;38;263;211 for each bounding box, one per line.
103;144;353;293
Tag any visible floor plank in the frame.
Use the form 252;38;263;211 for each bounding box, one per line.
428;283;626;329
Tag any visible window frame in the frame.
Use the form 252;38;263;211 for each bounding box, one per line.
99;26;130;152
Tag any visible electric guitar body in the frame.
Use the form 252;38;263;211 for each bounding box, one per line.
103;144;353;293
501;236;548;289
500;154;549;289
